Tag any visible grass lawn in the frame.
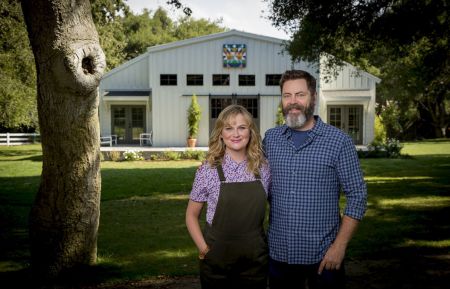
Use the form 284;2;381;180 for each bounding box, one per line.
0;140;449;285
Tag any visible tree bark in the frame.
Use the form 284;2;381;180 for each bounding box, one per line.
21;0;105;280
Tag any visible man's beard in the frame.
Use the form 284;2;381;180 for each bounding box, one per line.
283;102;315;129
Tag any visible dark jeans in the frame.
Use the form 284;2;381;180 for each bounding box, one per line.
268;257;345;289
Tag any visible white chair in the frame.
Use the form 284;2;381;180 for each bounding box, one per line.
100;136;112;146
111;134;118;145
139;132;153;146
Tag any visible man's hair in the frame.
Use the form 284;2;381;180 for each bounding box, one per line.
280;70;317;96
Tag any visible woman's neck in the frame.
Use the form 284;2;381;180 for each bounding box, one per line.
225;149;246;163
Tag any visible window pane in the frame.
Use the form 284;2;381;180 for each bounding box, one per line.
237;98;258;118
212;74;230;86
266;74;282;86
160;74;177;85
211;98;232;118
187;74;203;86
239;75;255;86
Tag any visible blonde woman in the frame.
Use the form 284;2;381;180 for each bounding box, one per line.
186;105;270;289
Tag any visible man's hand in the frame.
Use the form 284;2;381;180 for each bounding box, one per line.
318;242;346;274
318;215;360;274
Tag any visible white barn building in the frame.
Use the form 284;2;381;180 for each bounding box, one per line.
99;30;380;147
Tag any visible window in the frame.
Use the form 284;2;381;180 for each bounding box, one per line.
160;74;177;86
266;74;282;86
239;74;255;86
213;74;230;86
237;98;258;118
186;74;203;86
211;98;233;118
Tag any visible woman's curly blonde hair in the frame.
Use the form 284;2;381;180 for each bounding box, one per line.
206;104;266;175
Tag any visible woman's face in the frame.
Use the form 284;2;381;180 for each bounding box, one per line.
221;113;250;155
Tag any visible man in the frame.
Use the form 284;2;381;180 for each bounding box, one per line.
263;70;367;288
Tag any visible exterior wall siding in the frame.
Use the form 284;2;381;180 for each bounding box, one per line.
99;30;380;147
319;60;380;144
148;34;309;146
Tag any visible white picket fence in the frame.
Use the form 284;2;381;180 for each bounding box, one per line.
0;133;41;145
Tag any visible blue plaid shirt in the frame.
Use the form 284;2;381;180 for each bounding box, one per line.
263;116;367;264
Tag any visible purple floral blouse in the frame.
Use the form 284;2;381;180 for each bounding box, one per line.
190;153;271;224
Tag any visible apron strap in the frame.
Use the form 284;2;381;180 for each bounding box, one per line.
217;164;226;182
254;169;261;180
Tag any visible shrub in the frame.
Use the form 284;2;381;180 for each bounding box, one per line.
109;151;121;162
123;150;144;161
360;138;404;158
182;150;206;161
383;138;404;158
373;115;387;145
151;152;181;161
163;151;181;160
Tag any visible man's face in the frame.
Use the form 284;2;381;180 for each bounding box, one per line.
281;79;315;129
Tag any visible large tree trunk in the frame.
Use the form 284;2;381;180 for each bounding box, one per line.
21;0;105;280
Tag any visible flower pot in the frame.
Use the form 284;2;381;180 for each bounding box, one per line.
187;138;197;148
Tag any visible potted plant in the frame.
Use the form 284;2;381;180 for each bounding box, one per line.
187;94;201;147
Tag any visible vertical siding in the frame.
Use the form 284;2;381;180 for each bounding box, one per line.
101;55;150;89
319;57;379;145
99;33;379;147
260;96;281;137
99;54;151;137
321;61;374;91
149;35;311;146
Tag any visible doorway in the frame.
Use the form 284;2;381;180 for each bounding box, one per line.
111;105;146;144
209;94;259;133
327;105;363;145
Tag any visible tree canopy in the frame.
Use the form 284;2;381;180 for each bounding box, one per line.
0;0;37;131
268;0;450;138
0;0;225;132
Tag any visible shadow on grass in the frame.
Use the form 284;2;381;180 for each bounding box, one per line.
0;263;124;289
1;156;449;287
0;149;42;158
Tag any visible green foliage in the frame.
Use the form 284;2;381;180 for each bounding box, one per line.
187;94;201;139
90;0;130;70
0;74;38;130
275;102;285;126
361;138;404;159
122;7;226;60
105;151;121;162
373;115;387;145
268;0;450;139
163;151;181;161
0;1;225;132
122;150;144;161
174;16;226;40
0;0;38;131
181;149;206;161
382;138;404;158
149;151;180;161
122;8;177;59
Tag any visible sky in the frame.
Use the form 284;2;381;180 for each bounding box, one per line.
125;0;290;40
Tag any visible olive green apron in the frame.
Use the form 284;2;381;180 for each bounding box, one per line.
200;164;268;289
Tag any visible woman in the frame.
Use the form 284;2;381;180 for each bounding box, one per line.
186;105;270;289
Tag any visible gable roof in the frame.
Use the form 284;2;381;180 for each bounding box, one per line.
102;29;381;84
101;51;149;80
102;29;286;80
146;29;286;53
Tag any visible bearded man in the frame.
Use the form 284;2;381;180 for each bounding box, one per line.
263;70;367;289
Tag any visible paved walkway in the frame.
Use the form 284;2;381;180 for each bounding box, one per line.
101;145;367;152
100;145;209;152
